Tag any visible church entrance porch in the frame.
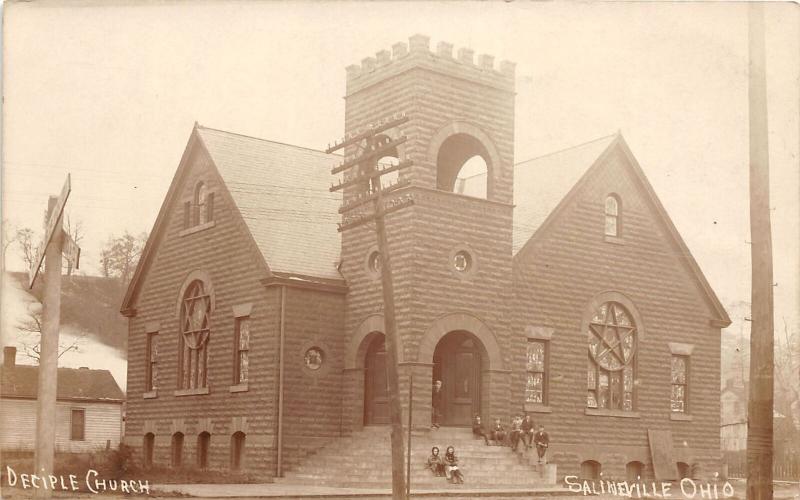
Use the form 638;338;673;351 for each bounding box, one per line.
432;331;482;426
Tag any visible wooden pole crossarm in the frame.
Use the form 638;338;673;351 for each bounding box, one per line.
330;160;412;192
326;115;409;154
337;197;415;232
331;136;408;175
338;179;411;214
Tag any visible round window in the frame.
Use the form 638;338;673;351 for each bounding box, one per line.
368;251;382;274
453;251;472;272
304;347;324;371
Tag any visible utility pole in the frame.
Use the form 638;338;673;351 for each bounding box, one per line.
28;175;79;499
328;113;413;500
746;4;774;500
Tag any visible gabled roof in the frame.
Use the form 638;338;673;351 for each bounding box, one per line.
1;364;124;402
121;124;342;313
465;132;730;327
196;127;342;281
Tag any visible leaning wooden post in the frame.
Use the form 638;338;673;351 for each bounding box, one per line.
33;197;63;499
746;3;775;500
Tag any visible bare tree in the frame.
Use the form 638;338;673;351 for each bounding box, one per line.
15;227;38;270
2;219;19;271
99;231;147;287
63;213;84;276
16;304;87;363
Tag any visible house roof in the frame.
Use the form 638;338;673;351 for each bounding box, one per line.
1;364;124;402
196;126;342;281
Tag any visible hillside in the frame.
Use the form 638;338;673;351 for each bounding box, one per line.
6;271;127;357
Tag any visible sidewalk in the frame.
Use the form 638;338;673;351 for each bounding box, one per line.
152;483;571;499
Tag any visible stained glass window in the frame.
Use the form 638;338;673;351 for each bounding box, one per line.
605;195;620;236
179;280;211;389
146;332;158;391
525;340;547;404
671;355;688;412
587;301;636;411
235;317;250;384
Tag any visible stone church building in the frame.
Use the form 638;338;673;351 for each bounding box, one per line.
121;35;730;483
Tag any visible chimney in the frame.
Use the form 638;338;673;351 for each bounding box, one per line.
4;346;16;369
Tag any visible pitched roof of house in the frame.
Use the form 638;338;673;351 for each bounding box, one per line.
1;364;124;402
196;126;342;281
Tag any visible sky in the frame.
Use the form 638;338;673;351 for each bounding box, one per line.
2;1;799;333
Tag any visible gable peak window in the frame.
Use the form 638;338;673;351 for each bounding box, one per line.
587;301;636;411
185;181;214;229
604;195;620;236
179;279;211;389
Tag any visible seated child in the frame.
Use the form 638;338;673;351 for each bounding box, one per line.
426;446;445;476
490;418;506;446
472;415;489;445
444;446;464;484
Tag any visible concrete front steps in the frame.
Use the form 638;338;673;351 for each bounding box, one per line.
276;426;556;490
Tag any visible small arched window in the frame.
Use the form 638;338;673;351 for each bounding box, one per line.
179;280;211;389
197;432;211;469
194;182;210;225
231;431;246;470
143;433;155;469
626;461;644;482
587;301;637;411
171;432;184;468
604;195;620;236
580;460;601;480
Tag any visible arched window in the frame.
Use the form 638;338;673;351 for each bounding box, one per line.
179;280;211;389
580;460;601;480
587;301;637;411
197;432;211;470
604;195;620;236
677;462;692;479
230;432;246;470
143;433;155;469
171;432;184;468
626;461;644;482
194;182;207;225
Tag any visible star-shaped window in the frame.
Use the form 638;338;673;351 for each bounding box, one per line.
588;301;636;371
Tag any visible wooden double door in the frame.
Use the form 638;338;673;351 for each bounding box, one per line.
363;331;482;426
433;332;482;426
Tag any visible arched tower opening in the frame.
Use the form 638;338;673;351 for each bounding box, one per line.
436;133;490;199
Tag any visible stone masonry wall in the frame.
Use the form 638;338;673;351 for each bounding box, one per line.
512;145;723;479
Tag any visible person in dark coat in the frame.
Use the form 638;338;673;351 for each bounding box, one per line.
534;425;550;464
472;415;489;445
426;446;445;476
489;418;506;446
521;414;535;449
443;446;464;484
431;380;443;429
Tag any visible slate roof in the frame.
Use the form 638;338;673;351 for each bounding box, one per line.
1;364;124;402
197;127;343;281
462;133;617;253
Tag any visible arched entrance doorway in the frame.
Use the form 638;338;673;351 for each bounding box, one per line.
432;331;482;426
364;334;389;425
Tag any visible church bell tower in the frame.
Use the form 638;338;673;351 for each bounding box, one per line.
340;34;516;429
